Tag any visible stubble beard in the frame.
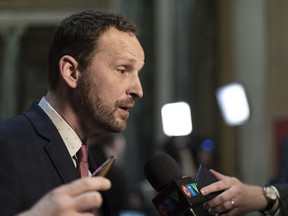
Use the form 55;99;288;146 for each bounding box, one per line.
76;76;127;134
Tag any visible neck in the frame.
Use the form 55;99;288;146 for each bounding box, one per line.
45;91;86;140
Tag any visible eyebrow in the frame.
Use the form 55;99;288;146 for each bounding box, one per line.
116;56;145;68
116;56;137;63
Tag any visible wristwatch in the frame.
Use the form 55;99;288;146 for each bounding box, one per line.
261;185;278;213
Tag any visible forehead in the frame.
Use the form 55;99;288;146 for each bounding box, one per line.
96;27;145;64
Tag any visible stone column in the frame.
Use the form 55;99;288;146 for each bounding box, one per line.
231;0;269;186
154;0;175;143
0;26;25;119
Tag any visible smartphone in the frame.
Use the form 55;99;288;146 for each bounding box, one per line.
92;156;116;177
194;164;224;200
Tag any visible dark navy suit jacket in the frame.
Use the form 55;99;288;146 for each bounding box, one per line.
274;184;288;216
0;103;110;215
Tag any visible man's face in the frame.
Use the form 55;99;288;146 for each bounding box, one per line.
76;27;145;134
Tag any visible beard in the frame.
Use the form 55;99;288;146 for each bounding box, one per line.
75;75;127;134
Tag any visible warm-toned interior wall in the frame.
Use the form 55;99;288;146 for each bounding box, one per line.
216;0;237;176
218;0;288;181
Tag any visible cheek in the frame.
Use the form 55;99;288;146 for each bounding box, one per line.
102;81;125;98
89;70;126;100
93;83;119;106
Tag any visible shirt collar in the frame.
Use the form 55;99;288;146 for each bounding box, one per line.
38;97;82;157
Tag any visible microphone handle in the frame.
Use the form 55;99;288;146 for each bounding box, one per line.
184;208;197;216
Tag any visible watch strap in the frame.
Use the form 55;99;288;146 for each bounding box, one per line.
261;186;277;213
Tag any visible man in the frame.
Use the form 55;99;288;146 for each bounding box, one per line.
200;170;288;216
0;9;145;215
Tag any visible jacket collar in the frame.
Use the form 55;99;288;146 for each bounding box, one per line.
24;103;79;183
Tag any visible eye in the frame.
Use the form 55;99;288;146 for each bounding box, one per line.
117;66;128;74
117;69;126;74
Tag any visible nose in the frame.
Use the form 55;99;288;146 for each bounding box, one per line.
129;75;143;100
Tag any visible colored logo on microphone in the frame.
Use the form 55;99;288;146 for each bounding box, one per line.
182;185;192;197
158;203;168;216
182;183;199;197
157;190;179;215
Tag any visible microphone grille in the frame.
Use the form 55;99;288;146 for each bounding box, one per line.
143;152;182;192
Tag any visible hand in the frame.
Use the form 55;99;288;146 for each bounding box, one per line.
18;177;111;216
200;170;267;216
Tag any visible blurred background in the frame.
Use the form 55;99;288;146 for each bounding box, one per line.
1;0;288;215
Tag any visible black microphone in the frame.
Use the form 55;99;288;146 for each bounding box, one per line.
144;153;206;216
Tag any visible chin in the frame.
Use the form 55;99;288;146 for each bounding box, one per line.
115;124;126;133
116;123;127;133
105;122;126;133
114;117;127;130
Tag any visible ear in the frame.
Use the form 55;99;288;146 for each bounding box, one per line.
59;55;79;88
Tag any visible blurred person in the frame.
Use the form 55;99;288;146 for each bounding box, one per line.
0;9;145;216
126;189;146;212
90;133;129;215
163;136;197;178
200;169;287;216
271;139;288;184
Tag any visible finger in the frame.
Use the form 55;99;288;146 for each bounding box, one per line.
76;213;95;216
201;180;228;197
209;169;228;180
220;207;240;216
55;177;111;197
200;172;232;196
208;200;235;215
203;190;232;209
73;191;103;212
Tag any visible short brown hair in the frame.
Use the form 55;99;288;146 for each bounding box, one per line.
47;10;137;90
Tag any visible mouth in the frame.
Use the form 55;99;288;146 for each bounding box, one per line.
117;98;135;118
118;107;130;119
120;105;132;112
118;104;134;119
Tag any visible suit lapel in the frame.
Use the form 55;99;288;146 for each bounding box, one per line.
45;138;79;183
24;103;78;183
24;103;112;215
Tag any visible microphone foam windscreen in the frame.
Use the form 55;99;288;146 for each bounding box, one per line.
143;152;182;192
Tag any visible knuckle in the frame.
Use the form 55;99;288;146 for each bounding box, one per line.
234;188;242;196
47;190;63;205
94;192;103;207
214;183;224;192
230;177;239;184
49;188;61;197
224;202;231;210
217;195;226;203
47;195;66;212
81;178;94;188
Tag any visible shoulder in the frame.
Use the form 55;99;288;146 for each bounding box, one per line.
0;114;30;135
0;102;54;146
